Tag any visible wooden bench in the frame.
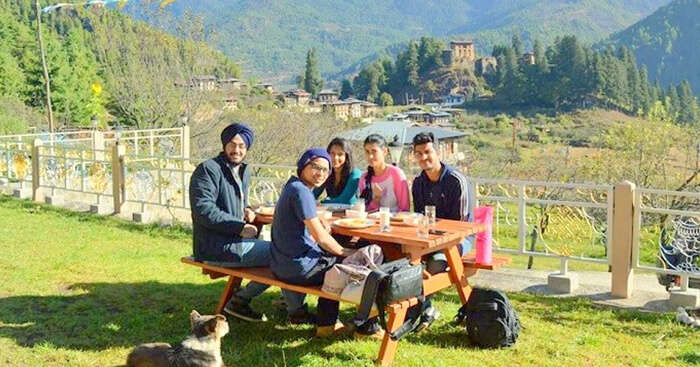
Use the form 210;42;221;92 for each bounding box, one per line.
182;252;511;366
181;256;420;366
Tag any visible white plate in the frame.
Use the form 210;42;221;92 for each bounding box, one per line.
255;207;275;216
333;218;375;229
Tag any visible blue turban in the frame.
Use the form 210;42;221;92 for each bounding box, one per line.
220;122;254;149
296;147;331;176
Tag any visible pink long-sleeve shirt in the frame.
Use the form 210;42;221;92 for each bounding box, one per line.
357;165;410;213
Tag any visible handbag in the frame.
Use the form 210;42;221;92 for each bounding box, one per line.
353;258;424;340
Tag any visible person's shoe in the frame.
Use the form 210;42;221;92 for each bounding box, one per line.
223;298;268;322
288;305;317;325
353;319;385;340
414;306;440;333
271;296;287;310
315;321;347;338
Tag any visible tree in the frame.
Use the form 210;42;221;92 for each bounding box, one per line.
303;48;323;98
0;44;26;97
533;39;548;74
512;34;523;57
379;92;393;107
677;80;698;126
340;79;353;99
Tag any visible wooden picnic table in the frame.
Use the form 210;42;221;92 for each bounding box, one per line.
254;211;485;365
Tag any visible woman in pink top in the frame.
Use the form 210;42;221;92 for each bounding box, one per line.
357;134;410;213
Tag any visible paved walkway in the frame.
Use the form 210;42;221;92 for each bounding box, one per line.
470;267;681;312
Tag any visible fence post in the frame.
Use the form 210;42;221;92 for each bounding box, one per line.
611;181;636;298
181;125;190;160
112;142;125;214
92;130;105;161
31;139;42;202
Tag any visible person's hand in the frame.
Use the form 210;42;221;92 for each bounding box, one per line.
244;207;256;223
320;218;332;233
240;224;258;238
371;183;383;201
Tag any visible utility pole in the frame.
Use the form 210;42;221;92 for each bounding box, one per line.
35;0;55;132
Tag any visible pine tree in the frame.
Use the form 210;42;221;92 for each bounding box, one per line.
406;41;420;90
340;78;353;99
533;39;548;74
512;34;523;58
0;43;27;97
677;80;698;125
666;85;680;120
638;66;651;112
303;48;323;98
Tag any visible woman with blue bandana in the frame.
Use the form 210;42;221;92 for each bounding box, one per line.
270;148;360;337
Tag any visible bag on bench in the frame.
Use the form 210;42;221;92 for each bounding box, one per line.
353;258;424;340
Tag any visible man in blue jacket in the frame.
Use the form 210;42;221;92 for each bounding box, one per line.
189;122;270;322
411;132;475;331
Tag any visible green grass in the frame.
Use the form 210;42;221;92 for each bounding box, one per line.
0;195;698;366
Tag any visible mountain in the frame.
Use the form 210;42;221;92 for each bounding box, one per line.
124;0;669;85
603;0;700;92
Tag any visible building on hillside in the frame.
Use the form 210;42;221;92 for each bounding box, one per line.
361;101;379;117
475;56;498;76
345;98;364;118
306;99;322;113
443;41;476;68
318;98;378;120
220;78;244;90
254;83;274;93
406;110;428;123
440;94;465;107
341;120;467;160
426;111;452;125
520;53;535;65
318;89;339;103
386;113;409;121
223;97;239;111
283;89;311;106
192;75;217;91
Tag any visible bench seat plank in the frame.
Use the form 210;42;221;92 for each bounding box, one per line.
181;256;418;313
461;253;512;270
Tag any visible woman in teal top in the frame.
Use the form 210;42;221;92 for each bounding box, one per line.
315;137;361;205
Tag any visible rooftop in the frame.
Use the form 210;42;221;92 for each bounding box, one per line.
341;120;467;145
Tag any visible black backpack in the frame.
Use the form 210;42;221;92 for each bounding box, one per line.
456;288;520;348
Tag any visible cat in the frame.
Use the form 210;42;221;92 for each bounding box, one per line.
126;310;230;367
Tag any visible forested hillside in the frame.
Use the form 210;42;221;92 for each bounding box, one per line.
348;35;698;125
603;0;700;92
0;0;241;131
126;0;669;83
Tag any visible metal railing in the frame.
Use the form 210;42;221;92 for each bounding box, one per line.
633;188;700;285
37;145;114;207
471;178;613;270
0;140;33;189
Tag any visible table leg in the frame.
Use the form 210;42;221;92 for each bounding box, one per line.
376;302;408;366
444;245;472;304
216;276;242;314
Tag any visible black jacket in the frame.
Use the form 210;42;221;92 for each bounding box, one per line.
189;153;250;261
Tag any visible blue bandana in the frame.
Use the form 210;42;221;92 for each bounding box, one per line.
296;147;331;176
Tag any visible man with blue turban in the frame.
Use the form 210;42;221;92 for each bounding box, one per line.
189;122;270;322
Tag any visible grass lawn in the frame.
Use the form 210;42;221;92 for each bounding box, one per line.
0;195;697;366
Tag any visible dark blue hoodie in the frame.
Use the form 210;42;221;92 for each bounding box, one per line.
411;162;475;247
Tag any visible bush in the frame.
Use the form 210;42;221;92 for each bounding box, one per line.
0;95;43;134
